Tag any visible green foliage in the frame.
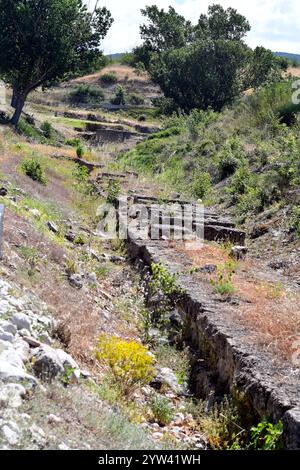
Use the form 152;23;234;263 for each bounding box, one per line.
41;121;54;139
18;118;43;141
150;394;174;426
211;262;235;296
192;172;212;199
188;396;243;450
128;93;145;106
96;334;155;396
139;4;281;113
106;180;121;205
249;419;283;450
21;158;47;185
111;85;126;106
76;144;85;159
65;137;81;147
101;72;118;85
150;263;181;297
73;163;89;183
0;0;113;125
69;85;105;105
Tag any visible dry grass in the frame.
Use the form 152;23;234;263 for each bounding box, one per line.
180;243;300;363
72;64;150;85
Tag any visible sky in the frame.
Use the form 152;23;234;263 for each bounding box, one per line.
87;0;300;55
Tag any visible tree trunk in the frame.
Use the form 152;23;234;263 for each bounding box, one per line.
10;94;26;126
11;88;17;109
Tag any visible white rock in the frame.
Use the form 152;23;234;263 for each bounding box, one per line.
0;320;17;336
48;414;62;425
0;383;26;408
1;424;19;445
58;442;70;450
13;338;30;362
29;208;41;219
11;313;31;332
0;329;14;343
0;359;37;387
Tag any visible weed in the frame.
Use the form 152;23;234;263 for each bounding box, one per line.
21;158;47;185
150;394;174;426
211;262;235;296
249;418;283;450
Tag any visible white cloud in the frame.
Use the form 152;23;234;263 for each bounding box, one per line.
87;1;300;54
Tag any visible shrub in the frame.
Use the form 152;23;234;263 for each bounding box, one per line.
211;262;235;296
69;84;105;105
128;93;145;106
227;166;253;202
249;419;283;450
18;118;42;140
76;144;85;159
110;85;126;105
21;158;47;185
96;335;155;396
150;394;174;426
192;172;212;199
138;114;147;122
218;153;240;180
41;121;54;139
100;72;118;85
291;207;300;238
106;180;120;205
65;137;81;147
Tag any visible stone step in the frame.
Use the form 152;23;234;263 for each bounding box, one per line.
204;225;246;245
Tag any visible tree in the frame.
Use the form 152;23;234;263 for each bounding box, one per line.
195;4;250;41
139;5;193;53
245;47;287;89
150;39;248;112
0;0;113;126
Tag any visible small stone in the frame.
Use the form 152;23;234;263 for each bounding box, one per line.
22;336;41;348
68;274;83;289
230;246;248;261
86;272;97;285
48;414;62;425
58;442;70;450
39;333;53;346
0;187;8;196
65;231;76;242
47;221;59;234
0;383;26;408
29;209;41;219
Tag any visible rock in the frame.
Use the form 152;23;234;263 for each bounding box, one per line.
64;230;76;242
29;208;41;219
283;407;300;449
0;329;14;343
0;320;17;336
32;345;80;382
68;274;83;289
250;224;269;239
19;329;32;338
58;442;70;450
11;313;31;332
32;347;64;381
0;187;8;196
39;333;53;346
197;264;217;274
22;336;41;348
230;246;248;261
109;255;125;263
29;424;46;448
151;367;185;395
13;338;30;362
86;272;97;285
47;221;59;234
0;383;26;408
1;424;19;445
48;414;62;425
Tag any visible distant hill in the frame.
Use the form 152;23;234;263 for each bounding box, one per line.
106;53;126;62
274;52;300;66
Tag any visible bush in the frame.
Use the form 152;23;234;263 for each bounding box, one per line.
106;180;120;205
128;93;145;106
41;121;54;139
76;144;85;159
69;84;105;105
150;394;174;426
218;153;240;180
21;158;47;185
249;419;283;450
110;85;126;105
65;138;81;147
211;262;235;296
100;72;118;85
192;172;212;199
96;335;155;396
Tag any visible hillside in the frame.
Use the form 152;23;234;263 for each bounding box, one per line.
0;60;300;451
